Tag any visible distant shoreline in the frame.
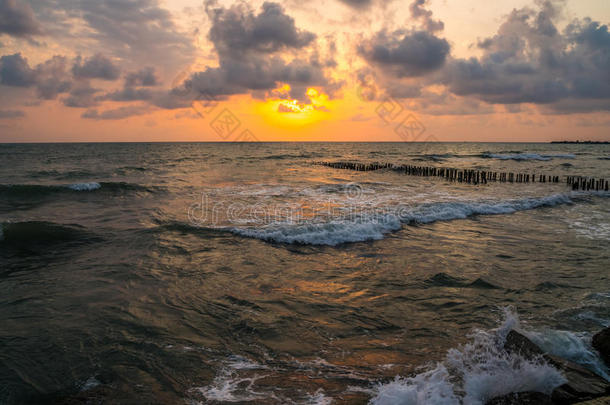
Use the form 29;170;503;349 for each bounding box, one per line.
551;140;610;144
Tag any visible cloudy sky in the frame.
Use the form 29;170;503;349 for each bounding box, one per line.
0;0;608;141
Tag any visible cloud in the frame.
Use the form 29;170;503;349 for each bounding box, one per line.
337;0;371;8
0;0;42;37
82;105;149;120
440;1;610;112
0;53;35;86
0;52;71;98
179;2;333;102
125;67;158;87
62;83;100;108
0;109;25;118
208;1;315;57
72;53;120;80
29;0;196;71
359;30;450;77
34;55;72;98
336;0;392;9
409;0;443;32
277;103;294;113
105;86;153;102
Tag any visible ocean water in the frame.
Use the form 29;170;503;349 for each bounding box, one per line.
0;142;609;404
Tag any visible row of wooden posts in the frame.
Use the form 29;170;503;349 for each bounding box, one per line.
314;161;609;191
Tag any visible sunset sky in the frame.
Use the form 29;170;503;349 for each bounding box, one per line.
0;0;609;142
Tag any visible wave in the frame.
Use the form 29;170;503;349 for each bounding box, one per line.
191;355;334;404
370;309;572;405
0;221;96;246
481;153;575;161
424;273;500;289
0;182;154;198
227;193;574;246
67;182;102;191
27;169;99;180
263;153;318;160
413;154;455;162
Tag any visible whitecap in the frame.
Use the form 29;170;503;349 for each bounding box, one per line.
229;193;573;246
67;182;101;191
370;309;567;405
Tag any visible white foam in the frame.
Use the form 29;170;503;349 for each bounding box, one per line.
80;376;101;392
67;182;101;191
370;309;567;405
483;153;575;161
575;311;610;328
193;357;271;402
232;215;402;246
230;193;572;245
371;365;459;405
564;206;610;241
192;356;331;404
525;329;610;380
305;389;334;405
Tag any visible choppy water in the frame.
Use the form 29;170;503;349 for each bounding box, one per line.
0;142;609;404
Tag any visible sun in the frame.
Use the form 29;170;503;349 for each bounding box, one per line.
255;85;332;128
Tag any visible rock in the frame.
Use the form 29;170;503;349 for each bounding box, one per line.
573;396;610;404
548;355;610;404
502;330;610;404
504;330;546;359
592;328;610;368
486;391;554;404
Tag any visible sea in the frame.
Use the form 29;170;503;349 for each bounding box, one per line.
0;142;609;404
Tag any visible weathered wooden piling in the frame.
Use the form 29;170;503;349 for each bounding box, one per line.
314;161;606;191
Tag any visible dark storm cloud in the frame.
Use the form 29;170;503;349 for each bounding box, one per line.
359;30;450;77
0;0;42;37
72;54;120;80
0;53;71;98
125;67;158;87
0;109;25;118
441;1;610;112
179;2;332;101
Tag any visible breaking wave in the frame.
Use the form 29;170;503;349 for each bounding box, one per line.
370;309;568;405
228;193;573;246
0;182;155;198
481;153;575;161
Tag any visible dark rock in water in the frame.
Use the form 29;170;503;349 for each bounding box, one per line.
549;354;610;404
503;330;610;404
486;391;554;404
592;327;610;367
572;396;610;404
504;330;545;359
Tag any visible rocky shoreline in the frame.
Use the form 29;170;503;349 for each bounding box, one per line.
486;327;610;404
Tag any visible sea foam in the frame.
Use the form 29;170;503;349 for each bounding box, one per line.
230;193;573;245
67;182;102;191
370;309;567;405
